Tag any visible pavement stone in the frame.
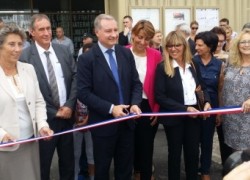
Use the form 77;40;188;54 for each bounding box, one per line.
51;124;224;180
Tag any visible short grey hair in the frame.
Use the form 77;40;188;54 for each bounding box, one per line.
0;23;26;47
30;14;51;30
179;23;191;36
94;14;117;30
242;22;250;31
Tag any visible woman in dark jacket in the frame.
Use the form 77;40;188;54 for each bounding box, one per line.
155;31;211;180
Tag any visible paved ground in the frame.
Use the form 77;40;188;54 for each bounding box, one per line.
51;125;224;180
153;125;223;180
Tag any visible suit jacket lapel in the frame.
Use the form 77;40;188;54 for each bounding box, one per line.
52;44;70;92
30;45;51;91
94;45;117;83
189;65;199;87
175;67;184;97
16;62;27;96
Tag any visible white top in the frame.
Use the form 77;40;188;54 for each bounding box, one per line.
173;60;197;105
35;42;67;106
131;49;147;99
77;47;83;60
6;75;33;139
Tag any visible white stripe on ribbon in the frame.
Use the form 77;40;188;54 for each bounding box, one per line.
0;106;242;148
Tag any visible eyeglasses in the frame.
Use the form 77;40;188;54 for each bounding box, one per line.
166;44;183;49
239;40;250;46
191;27;198;30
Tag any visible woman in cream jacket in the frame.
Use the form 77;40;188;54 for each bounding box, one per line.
0;24;53;180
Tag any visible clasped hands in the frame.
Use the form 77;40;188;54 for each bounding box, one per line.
187;102;211;119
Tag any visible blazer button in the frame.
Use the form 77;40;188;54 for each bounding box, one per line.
28;102;31;105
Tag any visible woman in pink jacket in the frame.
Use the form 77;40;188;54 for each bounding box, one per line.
127;20;162;180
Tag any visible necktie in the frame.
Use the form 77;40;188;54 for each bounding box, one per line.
106;49;124;104
44;51;60;107
127;31;131;44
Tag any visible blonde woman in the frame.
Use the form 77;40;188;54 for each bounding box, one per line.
221;29;250;152
155;31;211;180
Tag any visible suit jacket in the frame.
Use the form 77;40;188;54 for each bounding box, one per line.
77;43;142;136
154;61;210;126
19;43;77;125
0;62;49;151
188;37;196;55
118;31;129;46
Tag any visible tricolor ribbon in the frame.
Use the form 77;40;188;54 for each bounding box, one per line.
0;106;242;148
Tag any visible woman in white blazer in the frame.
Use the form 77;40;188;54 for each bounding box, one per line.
0;25;53;180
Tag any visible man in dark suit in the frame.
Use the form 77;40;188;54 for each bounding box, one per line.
77;14;142;180
19;14;76;180
118;15;133;46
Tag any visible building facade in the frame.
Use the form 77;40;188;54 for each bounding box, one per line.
1;0;249;53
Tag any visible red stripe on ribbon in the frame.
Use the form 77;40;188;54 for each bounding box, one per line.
0;106;242;148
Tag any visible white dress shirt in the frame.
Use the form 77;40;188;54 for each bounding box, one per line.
173;60;197;105
35;42;67;106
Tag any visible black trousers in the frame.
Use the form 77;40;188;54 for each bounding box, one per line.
134;99;158;180
39;118;74;180
216;125;233;165
92;122;134;180
163;117;200;180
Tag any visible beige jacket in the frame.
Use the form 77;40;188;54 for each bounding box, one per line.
0;61;49;151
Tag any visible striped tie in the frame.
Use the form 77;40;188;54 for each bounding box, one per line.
44;51;60;107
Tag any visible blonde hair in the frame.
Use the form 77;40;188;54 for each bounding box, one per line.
163;31;192;77
223;25;232;33
229;29;250;67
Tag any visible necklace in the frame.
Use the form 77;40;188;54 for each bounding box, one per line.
239;64;250;75
7;74;23;94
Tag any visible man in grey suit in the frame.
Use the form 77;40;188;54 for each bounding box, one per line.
20;14;76;180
